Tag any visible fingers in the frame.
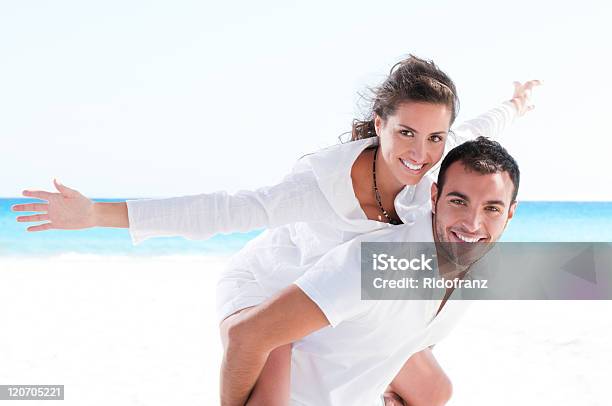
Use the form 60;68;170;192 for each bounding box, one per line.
522;79;542;91
523;88;533;99
510;79;542;116
528;79;543;86
16;214;50;223
54;178;77;197
11;203;49;213
22;190;53;201
13;201;53;231
514;79;543;91
26;223;54;232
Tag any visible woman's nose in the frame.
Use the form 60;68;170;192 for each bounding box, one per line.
406;139;426;163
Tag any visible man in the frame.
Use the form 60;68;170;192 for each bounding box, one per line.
220;136;520;405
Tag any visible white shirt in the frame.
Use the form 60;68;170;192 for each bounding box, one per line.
291;212;471;406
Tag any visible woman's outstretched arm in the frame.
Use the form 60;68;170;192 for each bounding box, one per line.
424;79;541;181
13;169;334;243
449;79;542;145
124;168;334;244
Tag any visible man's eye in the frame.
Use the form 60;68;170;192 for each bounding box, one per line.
450;199;466;206
485;206;501;213
400;130;414;137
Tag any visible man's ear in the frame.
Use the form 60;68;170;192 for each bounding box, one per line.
507;201;518;220
431;182;439;214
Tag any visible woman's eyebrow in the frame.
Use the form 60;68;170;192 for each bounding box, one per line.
398;124;448;135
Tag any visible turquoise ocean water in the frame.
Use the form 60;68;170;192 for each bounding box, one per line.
1;199;611;257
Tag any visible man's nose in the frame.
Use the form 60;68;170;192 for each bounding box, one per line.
462;209;483;234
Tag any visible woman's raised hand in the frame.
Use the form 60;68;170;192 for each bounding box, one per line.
12;179;96;232
510;80;542;116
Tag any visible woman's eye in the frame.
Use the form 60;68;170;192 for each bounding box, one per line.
400;130;414;137
430;135;443;142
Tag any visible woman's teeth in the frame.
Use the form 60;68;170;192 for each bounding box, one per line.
453;232;481;243
400;159;424;171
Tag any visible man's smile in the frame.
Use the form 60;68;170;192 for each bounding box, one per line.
448;229;487;243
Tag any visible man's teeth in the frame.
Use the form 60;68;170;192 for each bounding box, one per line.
454;232;480;243
400;159;424;171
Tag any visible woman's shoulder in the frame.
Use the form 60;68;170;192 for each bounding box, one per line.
292;137;378;175
394;173;435;224
287;137;378;224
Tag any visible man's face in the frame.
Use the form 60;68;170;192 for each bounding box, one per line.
431;160;517;266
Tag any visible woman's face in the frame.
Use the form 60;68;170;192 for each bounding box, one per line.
375;101;452;187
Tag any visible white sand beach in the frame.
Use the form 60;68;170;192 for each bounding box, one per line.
0;256;610;405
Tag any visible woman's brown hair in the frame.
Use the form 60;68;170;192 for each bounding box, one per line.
350;55;459;141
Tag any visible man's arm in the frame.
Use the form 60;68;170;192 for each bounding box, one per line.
220;284;330;406
386;348;453;406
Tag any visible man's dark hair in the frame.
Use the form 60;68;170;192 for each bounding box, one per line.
437;137;520;202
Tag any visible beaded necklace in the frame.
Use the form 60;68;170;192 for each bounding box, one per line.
372;146;402;225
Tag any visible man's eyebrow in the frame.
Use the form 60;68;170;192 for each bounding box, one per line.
398;124;448;136
446;191;469;201
446;191;506;207
484;200;506;207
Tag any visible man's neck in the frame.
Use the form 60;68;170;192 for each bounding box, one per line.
432;246;471;316
434;246;470;280
430;213;470;280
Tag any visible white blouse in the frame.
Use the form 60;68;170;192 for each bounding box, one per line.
126;102;516;290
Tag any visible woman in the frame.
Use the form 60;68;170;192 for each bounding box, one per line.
13;55;539;405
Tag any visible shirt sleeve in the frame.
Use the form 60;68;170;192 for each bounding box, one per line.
448;101;517;147
293;235;373;327
126;169;334;245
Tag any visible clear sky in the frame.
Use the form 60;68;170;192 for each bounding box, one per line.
1;0;610;200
